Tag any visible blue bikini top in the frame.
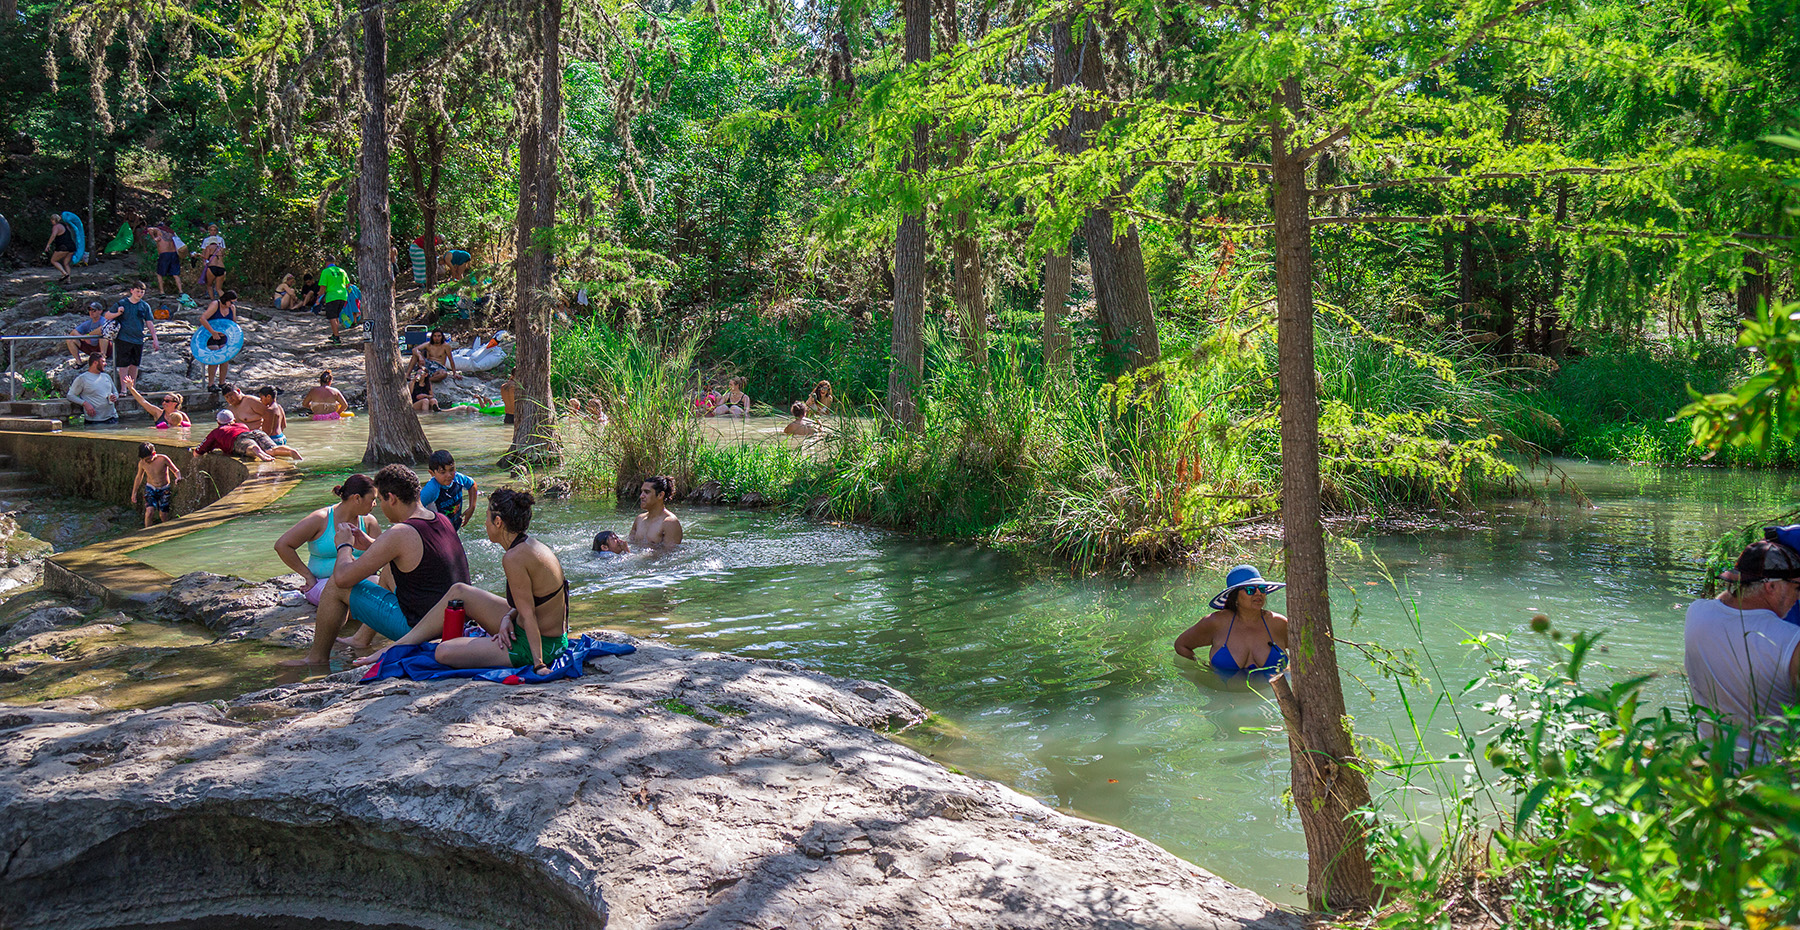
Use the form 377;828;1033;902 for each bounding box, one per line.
1209;610;1286;676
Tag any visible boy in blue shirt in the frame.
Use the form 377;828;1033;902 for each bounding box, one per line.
419;449;477;532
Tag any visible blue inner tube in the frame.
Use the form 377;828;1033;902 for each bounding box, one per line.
61;212;86;265
191;319;245;365
0;213;10;254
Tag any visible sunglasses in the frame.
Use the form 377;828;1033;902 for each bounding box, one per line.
1240;585;1274;595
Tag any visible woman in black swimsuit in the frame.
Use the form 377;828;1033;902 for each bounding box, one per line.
43;214;76;283
358;489;570;673
409;366;439;412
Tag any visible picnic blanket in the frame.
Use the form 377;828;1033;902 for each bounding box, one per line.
359;633;636;684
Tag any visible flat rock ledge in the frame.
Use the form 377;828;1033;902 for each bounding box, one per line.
0;639;1301;930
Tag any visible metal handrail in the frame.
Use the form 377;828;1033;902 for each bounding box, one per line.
1;333;119;402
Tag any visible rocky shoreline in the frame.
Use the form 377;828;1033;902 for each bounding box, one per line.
0;622;1302;930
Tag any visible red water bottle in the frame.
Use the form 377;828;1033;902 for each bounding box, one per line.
442;598;465;641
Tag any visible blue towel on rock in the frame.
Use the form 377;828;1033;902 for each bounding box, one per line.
360;634;635;684
1770;525;1800;627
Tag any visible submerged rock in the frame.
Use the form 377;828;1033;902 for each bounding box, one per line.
152;570;315;648
0;639;1299;930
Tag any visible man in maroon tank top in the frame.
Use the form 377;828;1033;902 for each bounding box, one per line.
281;464;471;666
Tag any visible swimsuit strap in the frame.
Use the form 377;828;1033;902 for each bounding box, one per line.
1259;610;1276;645
506;532;529;550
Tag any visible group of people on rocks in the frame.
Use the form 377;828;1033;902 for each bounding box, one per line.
274;455;683;673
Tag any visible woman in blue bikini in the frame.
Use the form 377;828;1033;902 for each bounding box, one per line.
1174;565;1290;677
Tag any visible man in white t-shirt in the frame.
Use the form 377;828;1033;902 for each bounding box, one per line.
1684;539;1800;760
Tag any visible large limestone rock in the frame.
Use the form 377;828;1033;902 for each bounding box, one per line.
153;570;316;648
0;639;1301;930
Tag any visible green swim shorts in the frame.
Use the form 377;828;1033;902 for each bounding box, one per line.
508;631;568;669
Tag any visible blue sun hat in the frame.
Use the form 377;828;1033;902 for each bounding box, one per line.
1210;565;1285;610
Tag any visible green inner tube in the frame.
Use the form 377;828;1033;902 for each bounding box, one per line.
477;404;507;416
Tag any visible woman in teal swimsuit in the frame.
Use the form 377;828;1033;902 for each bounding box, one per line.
356;489;569;674
274;474;386;641
1173;565;1291;677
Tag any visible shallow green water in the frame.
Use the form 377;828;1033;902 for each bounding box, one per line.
43;415;1800;903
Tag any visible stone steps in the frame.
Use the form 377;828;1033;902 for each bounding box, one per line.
6;400;70;418
0;418;61;432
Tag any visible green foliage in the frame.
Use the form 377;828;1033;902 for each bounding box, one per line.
1680;299;1800;456
17;370;54;400
707;308;892;410
551;321;703;500
1354;617;1800;930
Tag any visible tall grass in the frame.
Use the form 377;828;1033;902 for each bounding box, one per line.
553;318;1521;567
553;322;704;499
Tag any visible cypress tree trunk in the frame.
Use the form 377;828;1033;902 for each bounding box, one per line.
1064;14;1158;375
1042;246;1071;374
358;0;432;467
886;0;930;430
505;0;561;465
1269;77;1375;913
951;204;987;376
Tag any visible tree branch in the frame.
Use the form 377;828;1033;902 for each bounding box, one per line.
1309;164;1651;197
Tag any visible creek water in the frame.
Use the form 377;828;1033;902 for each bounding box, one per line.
11;412;1799;904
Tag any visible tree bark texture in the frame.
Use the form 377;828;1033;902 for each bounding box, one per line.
951;205;987;375
1041;246;1072;373
506;0;562;464
1738;250;1772;321
357;0;432;467
1268;77;1375;913
1057;14;1159;375
403;119;446;291
886;0;930;430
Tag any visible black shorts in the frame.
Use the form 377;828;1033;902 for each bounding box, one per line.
207;265;225;278
156;252;181;276
115;340;143;368
207;334;227;350
324;299;347;316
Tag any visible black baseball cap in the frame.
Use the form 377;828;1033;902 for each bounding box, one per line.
1734;539;1800;583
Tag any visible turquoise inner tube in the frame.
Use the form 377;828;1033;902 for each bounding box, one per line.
191;319;245;365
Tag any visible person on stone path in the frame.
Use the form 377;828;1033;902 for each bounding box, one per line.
283;464;471;667
120;376;190;428
107;281;159;384
197;290;239;392
149;224;186;299
131;441;181;528
66;354;119;425
274;273;302;311
318;260;352;342
65;301;111;365
273;472;386;616
198;225;227;301
1685;539;1800;762
1173;564;1291;678
628;475;683;550
355;489;569;675
42;213;76;284
305;370;350;419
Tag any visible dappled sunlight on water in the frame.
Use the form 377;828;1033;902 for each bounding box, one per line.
14;412;1799;904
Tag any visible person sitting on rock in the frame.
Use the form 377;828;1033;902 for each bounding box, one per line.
305;370;350;419
282;464;470;666
273;472;385;613
411;330;461;383
356;489;569;674
65;302;111;365
629;475;683;550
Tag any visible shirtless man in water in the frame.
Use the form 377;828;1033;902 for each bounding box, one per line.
221;384;267;431
629;476;683;550
305;370;349;418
